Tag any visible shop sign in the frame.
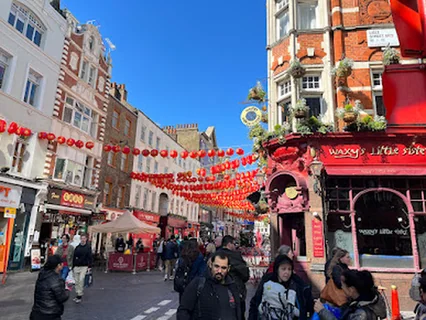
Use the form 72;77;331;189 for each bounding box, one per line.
358;228;409;236
4;207;16;219
48;188;95;210
61;191;84;208
240;106;262;127
320;143;426;165
0;184;22;208
367;29;399;47
168;217;187;229
312;219;325;258
133;211;160;224
108;253;133;272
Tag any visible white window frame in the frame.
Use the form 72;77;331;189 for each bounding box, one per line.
11;138;27;174
276;1;289;41
112;110;119;129
53;158;86;187
156;137;161;150
371;70;385;116
143;188;148;209
148;131;154;147
8;2;45;47
135;185;141;208
88;66;96;87
277;78;291;101
297;0;319;30
301;74;321;91
151;192;157;212
146;158;151;173
63;96;95;135
83;156;96;190
80;60;88;80
117;186;123;208
276;0;289;11
107;152;114;166
154;161;159;173
137;154;143;172
302;96;324;117
23;69;41;107
140;126;146;141
124;118;131;136
120;153;127;171
0;51;10;90
278;99;291;125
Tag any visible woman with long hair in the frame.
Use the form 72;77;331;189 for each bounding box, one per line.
205;242;216;264
327;248;351;289
315;270;386;320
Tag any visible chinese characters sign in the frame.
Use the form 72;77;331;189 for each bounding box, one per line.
312;219;325;258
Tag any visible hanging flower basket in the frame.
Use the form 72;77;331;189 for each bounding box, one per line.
332;58;354;78
261;113;268;123
288;59;306;79
343;111;358;123
294;110;307;119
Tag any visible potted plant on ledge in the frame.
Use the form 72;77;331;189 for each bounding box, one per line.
383;46;400;65
290;99;310;119
247;81;267;102
336;103;361;124
288;59;306;78
332;57;354;78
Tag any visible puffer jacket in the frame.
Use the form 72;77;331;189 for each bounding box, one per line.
319;293;387;320
31;269;69;317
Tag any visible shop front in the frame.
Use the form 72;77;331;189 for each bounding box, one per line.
160;215;187;239
264;132;426;309
186;222;200;238
40;187;96;258
133;210;160;250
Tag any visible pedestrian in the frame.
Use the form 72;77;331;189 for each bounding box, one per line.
324;247;340;283
266;244;294;273
177;251;242;320
54;234;74;280
136;238;144;253
315;270;386;320
327;248;351;290
72;233;93;304
127;235;134;252
205;243;216;264
249;255;312;320
156;237;165;271
30;255;70;320
115;234;125;253
164;235;178;281
215;236;223;250
174;239;207;302
218;235;250;318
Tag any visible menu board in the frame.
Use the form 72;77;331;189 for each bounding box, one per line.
312;219;325;258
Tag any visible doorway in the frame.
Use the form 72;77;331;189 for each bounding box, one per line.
159;193;169;216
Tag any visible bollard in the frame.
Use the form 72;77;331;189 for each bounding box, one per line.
104;253;109;274
132;252;137;275
147;252;151;272
391;285;401;320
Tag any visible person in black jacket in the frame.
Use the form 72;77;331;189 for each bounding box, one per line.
249;255;313;320
218;235;250;318
177;251;242;320
30;255;69;320
326;248;350;289
72;233;92;304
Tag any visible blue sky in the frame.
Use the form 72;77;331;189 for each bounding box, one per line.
62;0;267;152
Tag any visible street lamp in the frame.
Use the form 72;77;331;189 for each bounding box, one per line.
309;159;324;195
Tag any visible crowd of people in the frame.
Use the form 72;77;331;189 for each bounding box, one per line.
28;232;426;320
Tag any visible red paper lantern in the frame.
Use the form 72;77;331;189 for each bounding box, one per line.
242;158;247;166
151;149;159;157
160;150;168;158
56;136;67;144
226;148;234;156
47;133;56;141
217;149;225;157
122;146;131;154
66;138;75;147
38;132;47;139
198;150;207;158
8;122;18;135
0;119;6;133
132;148;141;156
112;145;121;153
236;148;244;156
170;150;178;158
76;140;84;148
15;127;23;136
181;151;189;159
189;151;198;159
22;128;32;137
208;149;216;158
224;174;230;180
142;149;150;157
103;144;112;152
85;141;95;149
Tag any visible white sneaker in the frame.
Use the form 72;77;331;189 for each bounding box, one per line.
170;276;174;280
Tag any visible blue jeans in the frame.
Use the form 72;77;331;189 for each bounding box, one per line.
61;266;69;280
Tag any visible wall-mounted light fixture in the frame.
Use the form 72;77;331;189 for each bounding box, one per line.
309;157;324;196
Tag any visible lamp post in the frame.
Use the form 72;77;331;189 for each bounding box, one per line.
309;159;324;195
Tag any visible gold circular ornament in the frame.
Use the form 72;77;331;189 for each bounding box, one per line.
240;106;262;127
285;187;298;199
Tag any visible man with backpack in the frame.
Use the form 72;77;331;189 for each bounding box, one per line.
177;251;242;320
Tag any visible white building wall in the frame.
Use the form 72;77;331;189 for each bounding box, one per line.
130;111;200;223
0;0;66;179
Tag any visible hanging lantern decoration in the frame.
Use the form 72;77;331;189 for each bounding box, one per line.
224;174;231;181
132;148;141;156
7;122;18;135
236;148;244;156
226;148;234;156
181;151;189;159
47;133;56;141
160;150;168;158
217;149;225;157
150;149;159;157
75;140;84;148
66;138;75;147
242;158;247;166
189;151;198;159
198;150;207;158
170;150;178;158
57;136;66;144
38;132;47;139
208;149;216;158
86;141;95;149
112;145;121;153
21;128;32;137
0;119;6;133
142;149;150;157
103;144;112;152
122;146;131;154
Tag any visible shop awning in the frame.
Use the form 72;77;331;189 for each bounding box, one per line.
325;166;426;176
89;211;160;234
45;204;92;215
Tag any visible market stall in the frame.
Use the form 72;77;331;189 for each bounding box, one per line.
89;211;160;273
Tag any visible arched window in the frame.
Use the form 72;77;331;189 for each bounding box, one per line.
8;2;46;47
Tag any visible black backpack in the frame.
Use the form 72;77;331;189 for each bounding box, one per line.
174;259;191;293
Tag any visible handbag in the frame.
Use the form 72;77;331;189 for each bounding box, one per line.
84;269;93;288
320;279;348;307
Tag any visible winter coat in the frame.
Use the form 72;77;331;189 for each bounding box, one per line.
55;245;74;268
164;240;178;260
31;269;69;317
331;262;349;289
249;272;314;320
217;247;250;298
188;254;207;281
73;243;93;268
324;258;332;283
115;238;125;252
177;270;242;320
318;293;387;320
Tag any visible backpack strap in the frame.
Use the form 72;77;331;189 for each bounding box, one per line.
196;277;206;319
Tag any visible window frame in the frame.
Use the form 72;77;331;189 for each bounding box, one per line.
301;74;321;91
135;185;142;208
143;188;149;209
297;0;319;30
112;110;120;130
104;181;113;206
63;96;95;135
151;192;157;212
371;70;386;117
53;158;86;187
140;126;146;142
124;118;131;136
0;51;10;90
148;131;154;147
11;138;27;174
120;153;128;172
88;66;96;87
8;2;45;47
277;78;292;101
23;69;41;107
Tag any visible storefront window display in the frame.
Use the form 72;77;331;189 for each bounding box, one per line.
325;177;426;270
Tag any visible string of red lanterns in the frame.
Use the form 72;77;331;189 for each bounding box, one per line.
0;120;32;137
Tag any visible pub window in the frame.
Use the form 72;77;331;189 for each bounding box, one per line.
326;214;354;258
305;97;322;118
279;100;291;125
276;2;289;40
415;215;426;268
371;71;386;117
278;79;291;100
297;0;319;30
53;158;84;187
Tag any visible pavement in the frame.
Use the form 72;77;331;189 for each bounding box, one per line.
0;268;257;320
